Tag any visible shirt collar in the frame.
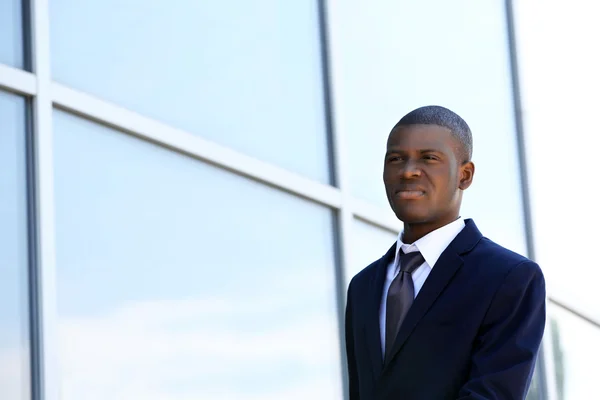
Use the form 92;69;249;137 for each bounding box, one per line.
392;217;466;272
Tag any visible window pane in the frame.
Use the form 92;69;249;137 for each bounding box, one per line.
347;219;397;285
50;0;330;183
0;0;24;67
53;110;343;400
525;360;543;400
514;0;600;320
328;0;527;255
0;91;30;399
549;305;600;400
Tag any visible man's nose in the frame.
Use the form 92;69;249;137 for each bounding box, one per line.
400;159;421;178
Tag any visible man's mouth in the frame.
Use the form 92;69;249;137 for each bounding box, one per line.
395;190;425;200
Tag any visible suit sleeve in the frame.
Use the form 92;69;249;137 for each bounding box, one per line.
457;261;546;400
345;279;360;400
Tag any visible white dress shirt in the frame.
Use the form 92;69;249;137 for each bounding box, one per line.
379;217;466;356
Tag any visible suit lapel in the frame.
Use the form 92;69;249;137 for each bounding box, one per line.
382;219;482;370
364;244;396;378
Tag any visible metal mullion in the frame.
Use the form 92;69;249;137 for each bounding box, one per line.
504;0;555;399
30;0;60;398
317;0;353;399
547;298;600;329
0;64;37;96
351;198;403;233
51;82;343;210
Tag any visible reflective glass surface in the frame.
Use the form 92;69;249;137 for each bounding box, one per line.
328;0;527;255
53;110;342;399
525;360;543;400
549;305;600;399
347;219;397;285
0;0;24;68
50;0;330;183
0;91;30;399
514;0;600;320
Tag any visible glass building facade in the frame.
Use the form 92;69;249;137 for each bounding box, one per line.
0;0;597;399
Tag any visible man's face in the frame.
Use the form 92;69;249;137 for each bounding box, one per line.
383;124;473;226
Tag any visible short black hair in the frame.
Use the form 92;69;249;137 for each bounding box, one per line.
394;105;473;163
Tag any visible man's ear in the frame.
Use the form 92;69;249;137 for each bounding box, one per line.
459;161;475;190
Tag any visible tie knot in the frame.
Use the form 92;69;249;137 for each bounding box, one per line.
399;250;424;274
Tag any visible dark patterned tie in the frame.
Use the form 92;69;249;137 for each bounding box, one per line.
385;250;425;361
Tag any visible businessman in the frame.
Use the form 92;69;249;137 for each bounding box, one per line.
345;106;546;399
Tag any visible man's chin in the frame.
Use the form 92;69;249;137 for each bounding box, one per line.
393;209;430;224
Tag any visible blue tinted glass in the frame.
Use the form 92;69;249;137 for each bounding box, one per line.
515;0;600;321
50;0;330;183
0;91;30;399
525;369;542;400
329;0;527;255
347;219;397;284
0;0;24;67
53;110;343;399
549;305;600;399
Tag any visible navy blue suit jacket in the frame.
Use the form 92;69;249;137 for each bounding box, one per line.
345;219;546;399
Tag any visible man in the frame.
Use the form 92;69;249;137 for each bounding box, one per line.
345;106;546;399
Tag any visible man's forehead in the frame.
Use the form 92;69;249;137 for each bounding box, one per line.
387;124;455;147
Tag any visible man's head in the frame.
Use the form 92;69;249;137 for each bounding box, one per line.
383;105;475;236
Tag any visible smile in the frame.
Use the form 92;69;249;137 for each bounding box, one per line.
396;190;425;199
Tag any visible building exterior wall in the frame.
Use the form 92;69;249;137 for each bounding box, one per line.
513;1;600;398
0;1;597;399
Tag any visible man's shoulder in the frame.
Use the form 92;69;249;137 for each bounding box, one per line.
474;236;530;260
456;236;544;307
468;235;540;276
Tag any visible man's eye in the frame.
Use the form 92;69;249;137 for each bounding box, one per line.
423;155;439;161
388;156;402;163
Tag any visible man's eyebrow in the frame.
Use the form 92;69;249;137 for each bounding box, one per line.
385;149;403;157
385;148;444;155
385;146;406;153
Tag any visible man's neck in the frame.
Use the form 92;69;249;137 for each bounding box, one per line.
402;216;461;244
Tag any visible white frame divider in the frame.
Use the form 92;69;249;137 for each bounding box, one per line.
51;83;343;210
0;64;36;96
30;0;60;399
